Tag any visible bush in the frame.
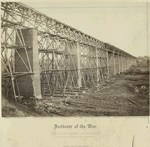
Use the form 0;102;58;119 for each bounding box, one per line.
128;65;136;73
135;69;142;74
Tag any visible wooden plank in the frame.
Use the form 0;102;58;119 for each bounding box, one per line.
77;42;82;87
127;98;141;107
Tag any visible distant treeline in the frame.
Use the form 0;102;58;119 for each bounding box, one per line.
137;56;149;66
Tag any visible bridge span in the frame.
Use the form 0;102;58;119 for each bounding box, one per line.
1;2;137;99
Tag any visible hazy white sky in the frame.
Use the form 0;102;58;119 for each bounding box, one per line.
24;2;148;57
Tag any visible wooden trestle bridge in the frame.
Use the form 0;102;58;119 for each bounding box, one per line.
1;2;137;100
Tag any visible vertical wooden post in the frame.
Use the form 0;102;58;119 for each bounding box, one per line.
52;51;55;69
129;57;130;68
123;54;125;71
128;57;130;69
126;55;128;70
124;54;125;71
119;54;121;73
124;55;125;71
118;53;120;74
124;55;127;71
11;3;15;73
106;50;109;77
96;48;99;85
108;51;113;75
122;54;124;72
51;51;55;96
113;51;116;75
121;54;123;72
77;42;81;87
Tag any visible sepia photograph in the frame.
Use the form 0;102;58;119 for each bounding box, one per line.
1;1;150;147
1;2;149;117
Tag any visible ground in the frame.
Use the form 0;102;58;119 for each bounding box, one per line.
2;72;149;117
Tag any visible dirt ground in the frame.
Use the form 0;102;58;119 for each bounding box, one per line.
2;72;149;117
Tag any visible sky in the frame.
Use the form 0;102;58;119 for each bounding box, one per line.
23;2;149;57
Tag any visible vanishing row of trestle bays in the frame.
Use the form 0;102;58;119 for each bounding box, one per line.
1;2;137;100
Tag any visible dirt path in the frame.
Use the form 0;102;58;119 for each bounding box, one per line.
50;73;149;116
